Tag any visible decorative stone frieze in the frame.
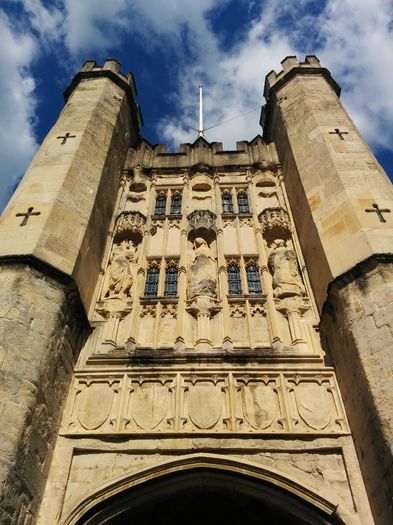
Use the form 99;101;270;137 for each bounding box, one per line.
63;370;348;435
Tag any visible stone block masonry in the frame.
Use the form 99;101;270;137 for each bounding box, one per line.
0;262;89;524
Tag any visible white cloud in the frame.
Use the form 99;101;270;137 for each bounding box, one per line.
154;0;393;154
0;10;38;209
317;0;393;151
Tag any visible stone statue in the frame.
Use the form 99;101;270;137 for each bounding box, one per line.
189;237;217;297
268;239;305;298
105;240;137;299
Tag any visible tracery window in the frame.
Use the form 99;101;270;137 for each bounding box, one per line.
144;266;159;297
227;263;242;295
170;193;182;215
222;192;233;214
164;265;178;296
246;264;262;294
155;194;166;216
237;191;250;213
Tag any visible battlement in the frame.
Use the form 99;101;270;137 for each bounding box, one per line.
81;59;138;98
64;58;143;134
263;55;340;101
126;135;279;171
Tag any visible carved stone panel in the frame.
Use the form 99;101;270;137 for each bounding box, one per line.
132;381;171;430
287;375;346;433
63;371;349;436
242;384;277;429
67;378;121;432
182;376;226;431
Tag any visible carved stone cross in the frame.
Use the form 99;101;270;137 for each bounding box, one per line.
56;132;76;145
329;128;349;140
365;203;391;223
16;207;41;226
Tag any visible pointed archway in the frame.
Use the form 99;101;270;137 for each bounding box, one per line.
69;455;346;525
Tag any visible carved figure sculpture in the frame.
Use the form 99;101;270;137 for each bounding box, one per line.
189;237;217;297
105;240;137;299
268;239;305;298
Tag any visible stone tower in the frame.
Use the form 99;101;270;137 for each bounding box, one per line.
0;56;391;524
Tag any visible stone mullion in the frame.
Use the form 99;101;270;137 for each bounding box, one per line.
230;186;237;214
249;175;282;348
215;175;232;349
175;173;189;350
245;299;254;349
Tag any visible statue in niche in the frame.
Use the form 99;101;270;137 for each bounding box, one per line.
189;237;217;297
104;240;137;299
268;239;305;298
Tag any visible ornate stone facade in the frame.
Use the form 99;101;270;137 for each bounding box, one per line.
0;57;392;524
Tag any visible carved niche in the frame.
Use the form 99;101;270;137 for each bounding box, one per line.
97;211;146;320
268;239;306;298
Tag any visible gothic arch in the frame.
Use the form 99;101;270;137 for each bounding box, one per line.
65;454;350;525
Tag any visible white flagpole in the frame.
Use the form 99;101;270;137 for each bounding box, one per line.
198;84;204;137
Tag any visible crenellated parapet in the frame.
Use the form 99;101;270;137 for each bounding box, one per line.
126;135;280;173
262;55;340;101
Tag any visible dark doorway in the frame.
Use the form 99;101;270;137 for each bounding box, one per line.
77;469;342;525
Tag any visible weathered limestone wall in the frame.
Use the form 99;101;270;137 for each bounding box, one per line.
321;257;393;524
263;56;393;524
0;263;88;524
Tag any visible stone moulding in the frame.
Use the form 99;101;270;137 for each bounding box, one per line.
259;207;291;241
62;369;348;436
63;453;346;525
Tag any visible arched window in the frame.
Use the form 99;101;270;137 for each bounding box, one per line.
222;192;233;214
227;264;242;295
246;264;262;294
170;193;182;215
155;194;166;215
144;267;159;297
237;192;249;213
164;266;178;296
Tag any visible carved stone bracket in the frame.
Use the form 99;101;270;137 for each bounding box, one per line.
259;207;291;242
187;209;217;233
186;295;222;319
114;211;146;240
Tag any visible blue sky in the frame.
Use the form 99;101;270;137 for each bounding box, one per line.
1;0;393;210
